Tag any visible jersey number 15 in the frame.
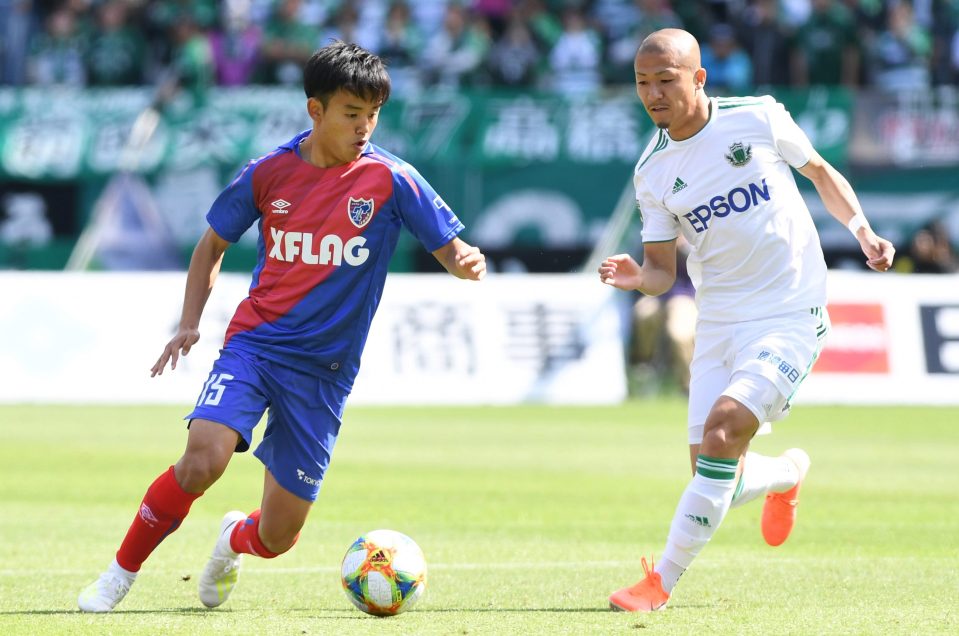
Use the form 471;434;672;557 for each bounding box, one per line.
197;373;234;406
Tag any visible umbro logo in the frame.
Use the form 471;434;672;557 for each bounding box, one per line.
271;199;291;214
139;503;159;527
672;177;688;194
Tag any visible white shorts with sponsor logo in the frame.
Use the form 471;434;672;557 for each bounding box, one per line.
687;307;829;444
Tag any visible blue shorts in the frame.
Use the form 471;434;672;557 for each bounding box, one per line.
186;348;349;502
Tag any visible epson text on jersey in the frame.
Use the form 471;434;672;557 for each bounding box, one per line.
682;178;771;233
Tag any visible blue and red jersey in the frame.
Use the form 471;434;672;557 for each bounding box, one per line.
206;130;465;390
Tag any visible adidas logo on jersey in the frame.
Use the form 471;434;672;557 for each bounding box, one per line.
682;178;771;233
268;227;370;266
672;177;688;194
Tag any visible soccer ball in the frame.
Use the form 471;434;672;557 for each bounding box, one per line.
340;529;427;616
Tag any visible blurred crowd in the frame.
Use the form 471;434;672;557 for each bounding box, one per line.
1;0;959;98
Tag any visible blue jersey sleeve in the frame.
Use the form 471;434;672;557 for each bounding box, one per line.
206;161;261;242
393;164;465;252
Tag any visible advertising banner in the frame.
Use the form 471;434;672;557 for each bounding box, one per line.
920;305;959;374
0;272;626;405
0;87;853;181
849;88;959;167
813;302;890;374
801;271;959;405
2;270;957;406
0;86;859;272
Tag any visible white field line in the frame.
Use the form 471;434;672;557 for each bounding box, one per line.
0;561;622;576
0;556;929;577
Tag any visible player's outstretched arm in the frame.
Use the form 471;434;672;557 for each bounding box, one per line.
432;237;486;281
599;240;678;295
797;153;895;272
151;227;231;376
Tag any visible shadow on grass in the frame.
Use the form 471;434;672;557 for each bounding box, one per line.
0;608;217;616
2;606;615;616
407;608;612;613
395;606;709;613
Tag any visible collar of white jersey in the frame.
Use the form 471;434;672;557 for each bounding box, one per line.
665;97;718;147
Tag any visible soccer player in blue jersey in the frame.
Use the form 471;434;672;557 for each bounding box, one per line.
78;41;486;613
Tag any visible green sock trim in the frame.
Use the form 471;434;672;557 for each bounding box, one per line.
731;473;745;501
696;454;738;480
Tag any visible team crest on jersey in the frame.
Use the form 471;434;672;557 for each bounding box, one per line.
725;141;752;167
347;197;375;228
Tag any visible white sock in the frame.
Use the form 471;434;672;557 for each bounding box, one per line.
729;452;800;509
657;456;738;593
109;558;137;581
654;557;686;594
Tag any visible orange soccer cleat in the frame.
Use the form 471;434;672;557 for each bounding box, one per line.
761;448;811;547
609;557;670;612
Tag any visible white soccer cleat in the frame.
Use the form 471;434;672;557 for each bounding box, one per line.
198;510;247;608
78;560;137;612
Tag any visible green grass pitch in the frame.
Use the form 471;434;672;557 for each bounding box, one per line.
1;401;957;635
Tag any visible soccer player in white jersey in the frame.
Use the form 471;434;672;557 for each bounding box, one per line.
598;28;895;612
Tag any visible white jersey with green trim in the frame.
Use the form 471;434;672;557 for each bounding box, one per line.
634;95;827;322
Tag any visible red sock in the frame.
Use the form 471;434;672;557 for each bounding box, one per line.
230;509;298;558
115;466;203;572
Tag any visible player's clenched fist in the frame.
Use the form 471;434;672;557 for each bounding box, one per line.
599;254;642;290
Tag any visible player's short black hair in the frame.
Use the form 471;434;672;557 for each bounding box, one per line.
303;41;391;107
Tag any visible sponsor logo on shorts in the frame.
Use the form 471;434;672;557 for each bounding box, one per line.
296;468;321;486
757;350;800;383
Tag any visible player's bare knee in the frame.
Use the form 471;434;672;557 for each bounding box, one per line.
174;453;228;492
701;399;757;456
701;426;737;457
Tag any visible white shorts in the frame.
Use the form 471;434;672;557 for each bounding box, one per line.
686;307;829;444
